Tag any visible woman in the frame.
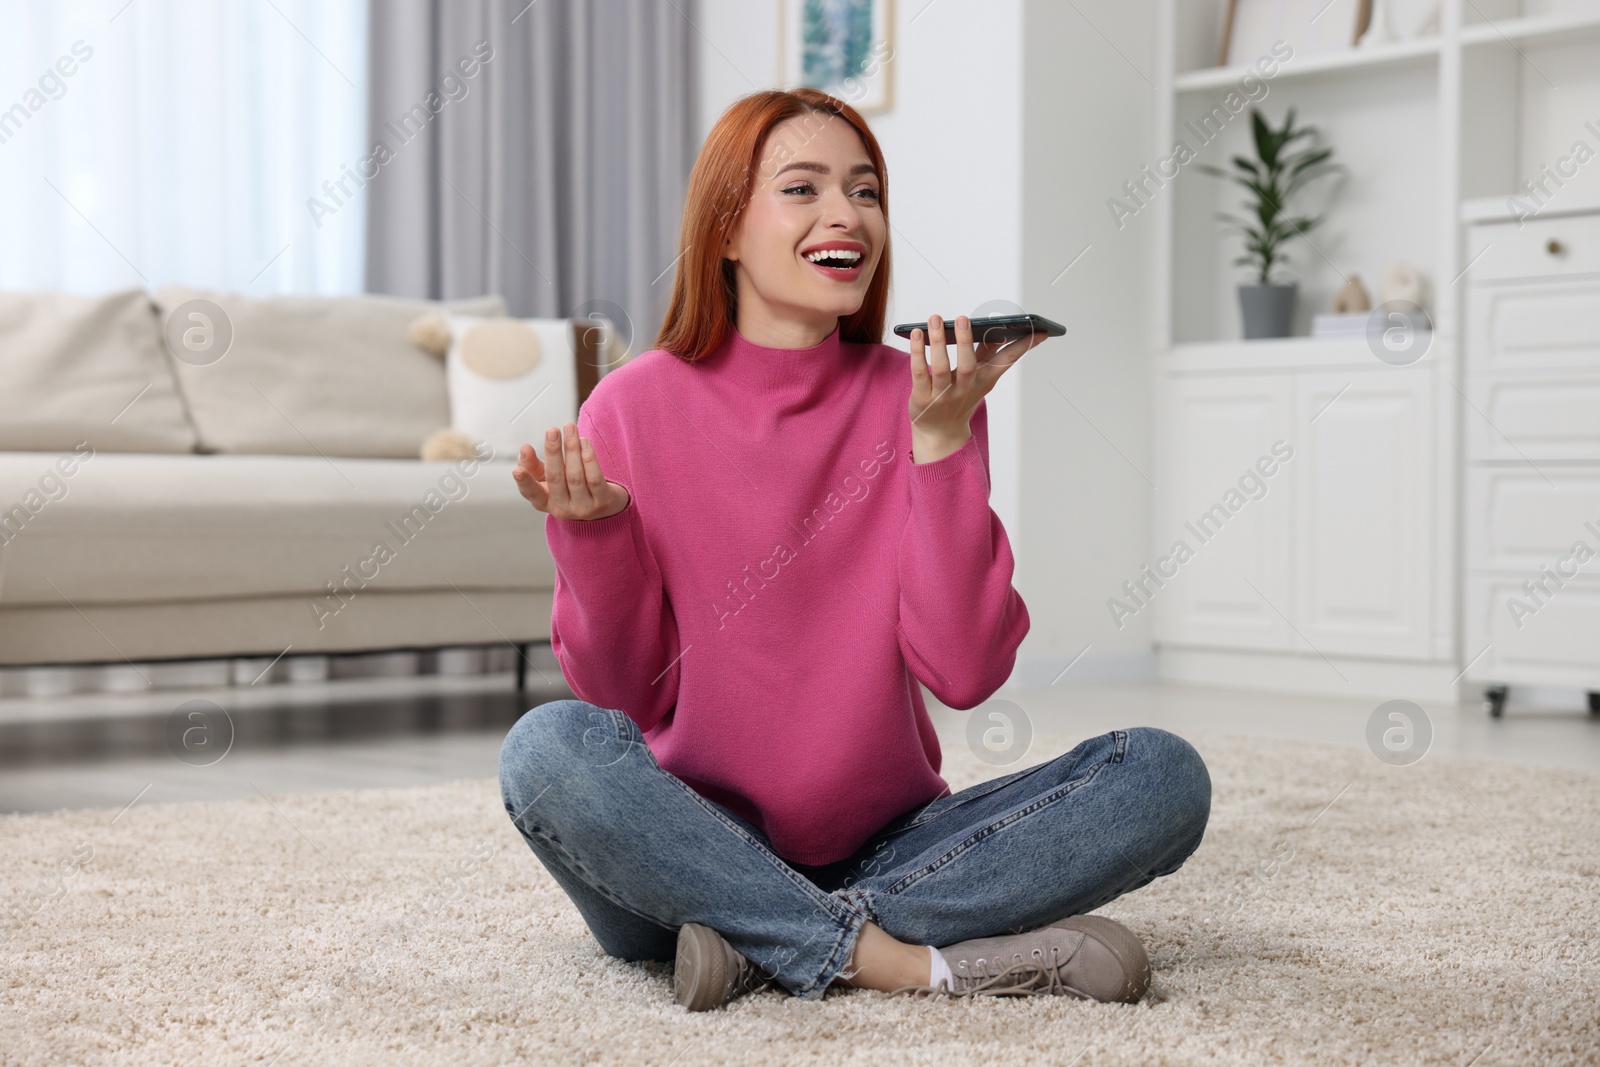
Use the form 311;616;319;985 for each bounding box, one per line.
499;87;1211;1012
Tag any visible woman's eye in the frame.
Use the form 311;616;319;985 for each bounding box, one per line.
781;182;880;202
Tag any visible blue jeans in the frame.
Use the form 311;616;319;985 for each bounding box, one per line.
497;698;1211;1001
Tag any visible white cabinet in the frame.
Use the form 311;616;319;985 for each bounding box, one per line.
1153;344;1438;663
1460;205;1600;709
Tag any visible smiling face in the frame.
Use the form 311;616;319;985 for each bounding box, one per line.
721;112;887;348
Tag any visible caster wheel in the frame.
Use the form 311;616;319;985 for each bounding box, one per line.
1484;685;1508;718
1589;691;1600;717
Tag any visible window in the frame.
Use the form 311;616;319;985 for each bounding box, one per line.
0;0;367;295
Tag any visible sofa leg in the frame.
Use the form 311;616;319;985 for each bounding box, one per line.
515;645;527;692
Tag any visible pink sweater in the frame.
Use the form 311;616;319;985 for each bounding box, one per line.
543;322;1031;865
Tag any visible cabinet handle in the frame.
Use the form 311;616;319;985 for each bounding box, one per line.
1546;238;1564;255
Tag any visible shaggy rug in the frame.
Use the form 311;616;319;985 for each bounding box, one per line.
2;728;1597;1066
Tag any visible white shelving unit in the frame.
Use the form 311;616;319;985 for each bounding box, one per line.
1458;5;1600;43
1147;0;1600;703
1170;36;1441;92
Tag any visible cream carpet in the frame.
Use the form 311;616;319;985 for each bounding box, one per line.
3;728;1597;1066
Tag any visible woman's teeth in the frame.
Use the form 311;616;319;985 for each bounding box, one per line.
804;250;862;267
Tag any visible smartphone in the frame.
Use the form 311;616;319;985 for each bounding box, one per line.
892;313;1065;345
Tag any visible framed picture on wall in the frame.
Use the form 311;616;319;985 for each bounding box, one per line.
1220;0;1372;66
778;0;894;114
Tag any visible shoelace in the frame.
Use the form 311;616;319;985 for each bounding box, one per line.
886;943;1089;999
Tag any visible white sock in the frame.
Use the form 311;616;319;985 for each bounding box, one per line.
926;945;954;989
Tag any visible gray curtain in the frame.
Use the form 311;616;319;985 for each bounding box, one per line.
365;0;694;351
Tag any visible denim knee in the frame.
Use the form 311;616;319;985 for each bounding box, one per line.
499;698;596;816
1127;726;1212;852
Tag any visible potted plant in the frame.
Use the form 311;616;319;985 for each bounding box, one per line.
1199;107;1340;340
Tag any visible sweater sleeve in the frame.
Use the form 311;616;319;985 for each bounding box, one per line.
543;400;681;733
896;398;1030;709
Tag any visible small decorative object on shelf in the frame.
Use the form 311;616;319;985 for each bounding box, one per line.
1199;107;1342;340
1380;261;1426;307
1331;274;1373;312
1359;0;1398;47
1317;269;1375;339
1220;0;1370;64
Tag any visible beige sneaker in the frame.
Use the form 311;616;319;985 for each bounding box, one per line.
673;922;776;1011
886;914;1151;1003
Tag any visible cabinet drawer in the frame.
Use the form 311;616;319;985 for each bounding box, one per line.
1463;574;1600;687
1467;371;1600;461
1467;210;1600;283
1465;467;1600;574
1467;277;1600;374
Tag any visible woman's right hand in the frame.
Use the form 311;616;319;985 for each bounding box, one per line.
513;422;630;520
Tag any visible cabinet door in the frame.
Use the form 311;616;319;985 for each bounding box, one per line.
1153;373;1294;650
1292;367;1434;659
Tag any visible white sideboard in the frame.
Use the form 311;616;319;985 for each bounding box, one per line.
1150;340;1456;701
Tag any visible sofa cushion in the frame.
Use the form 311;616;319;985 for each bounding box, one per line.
0;451;550;611
444;314;582;461
153;286;507;458
0;288;199;453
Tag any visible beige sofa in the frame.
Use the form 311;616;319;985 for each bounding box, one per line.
0;285;610;676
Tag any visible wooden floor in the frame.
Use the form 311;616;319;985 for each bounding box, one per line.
2;673;1597;815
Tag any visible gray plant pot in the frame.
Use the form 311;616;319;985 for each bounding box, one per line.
1238;282;1297;339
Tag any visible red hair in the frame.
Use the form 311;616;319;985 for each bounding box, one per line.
654;88;891;364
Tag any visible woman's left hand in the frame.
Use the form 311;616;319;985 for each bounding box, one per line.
908;314;1050;464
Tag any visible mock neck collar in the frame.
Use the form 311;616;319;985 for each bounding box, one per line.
700;321;859;402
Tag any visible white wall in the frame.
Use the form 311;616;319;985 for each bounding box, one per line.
1014;0;1162;687
691;0;1158;690
692;0;784;143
